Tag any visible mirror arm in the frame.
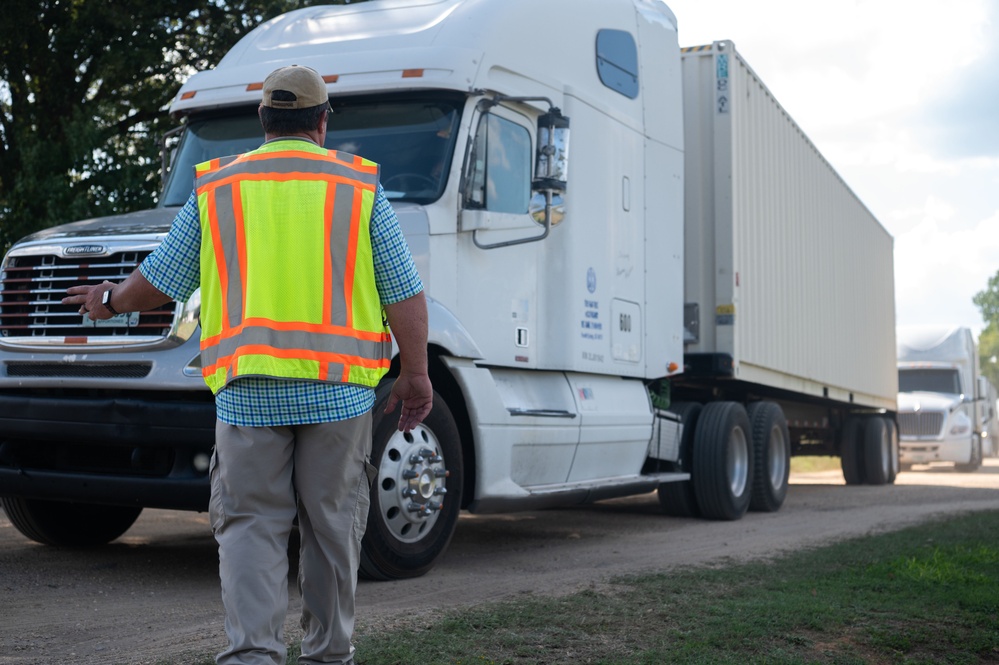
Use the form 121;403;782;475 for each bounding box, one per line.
472;190;553;250
160;125;186;194
468;93;567;251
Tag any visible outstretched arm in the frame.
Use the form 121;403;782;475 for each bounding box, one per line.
383;290;432;432
62;271;173;320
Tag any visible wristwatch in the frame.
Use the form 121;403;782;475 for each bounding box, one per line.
102;289;119;316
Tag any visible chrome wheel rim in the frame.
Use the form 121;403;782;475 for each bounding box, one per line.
376;425;449;544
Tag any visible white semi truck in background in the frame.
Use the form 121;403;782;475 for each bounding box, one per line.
896;326;987;470
0;0;899;579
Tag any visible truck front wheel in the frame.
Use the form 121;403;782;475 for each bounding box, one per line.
359;384;463;580
746;401;790;512
1;497;141;546
692;402;753;520
955;436;983;473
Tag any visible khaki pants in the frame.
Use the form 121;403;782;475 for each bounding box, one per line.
210;415;374;665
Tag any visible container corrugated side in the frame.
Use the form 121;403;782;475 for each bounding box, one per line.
681;41;897;410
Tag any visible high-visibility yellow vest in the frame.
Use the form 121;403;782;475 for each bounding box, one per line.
194;140;391;394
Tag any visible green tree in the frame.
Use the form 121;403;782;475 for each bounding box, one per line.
979;324;999;389
974;270;999;387
0;0;358;251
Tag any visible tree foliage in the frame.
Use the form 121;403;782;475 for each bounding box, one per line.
0;0;357;250
979;324;999;389
974;270;999;388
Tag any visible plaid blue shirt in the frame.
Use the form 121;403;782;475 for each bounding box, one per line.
141;168;423;426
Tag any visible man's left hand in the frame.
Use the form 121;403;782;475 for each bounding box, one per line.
63;281;115;321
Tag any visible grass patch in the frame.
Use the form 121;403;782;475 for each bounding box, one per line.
183;512;999;664
789;455;842;474
354;511;999;664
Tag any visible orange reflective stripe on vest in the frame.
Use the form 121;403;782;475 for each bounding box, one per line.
195;141;390;394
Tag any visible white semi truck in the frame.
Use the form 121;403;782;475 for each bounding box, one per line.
0;0;898;579
896;325;985;470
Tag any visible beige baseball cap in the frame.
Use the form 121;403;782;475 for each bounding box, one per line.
261;65;330;110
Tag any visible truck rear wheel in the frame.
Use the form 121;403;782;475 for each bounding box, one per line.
862;416;892;485
692;402;753;520
359;384;463;580
746;402;790;512
656;402;702;518
839;417;865;485
885;418;900;483
0;497;141;546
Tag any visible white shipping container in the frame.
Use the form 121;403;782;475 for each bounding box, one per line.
681;41;897;410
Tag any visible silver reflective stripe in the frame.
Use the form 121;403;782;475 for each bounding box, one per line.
195;153;378;189
211;183;245;330
200;325;390;366
327;181;357;326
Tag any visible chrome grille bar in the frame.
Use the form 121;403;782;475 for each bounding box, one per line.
0;250;176;340
897;412;945;438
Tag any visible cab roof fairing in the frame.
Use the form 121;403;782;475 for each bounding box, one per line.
169;0;475;117
168;0;676;118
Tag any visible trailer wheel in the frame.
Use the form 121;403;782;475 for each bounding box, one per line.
360;383;462;580
955;436;983;473
692;402;753;520
0;497;141;546
746;402;790;512
839;417;865;485
863;417;892;485
885;419;900;483
656;402;702;518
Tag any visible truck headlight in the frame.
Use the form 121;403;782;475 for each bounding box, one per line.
949;414;971;436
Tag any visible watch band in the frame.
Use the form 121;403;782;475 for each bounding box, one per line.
102;289;119;316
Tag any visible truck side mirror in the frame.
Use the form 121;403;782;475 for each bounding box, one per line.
533;108;570;193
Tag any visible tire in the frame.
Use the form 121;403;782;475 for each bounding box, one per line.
656;402;702;518
885;418;900;484
863;417;892;485
691;402;753;521
839;417;865;485
0;497;141;546
359;384;463;580
955;436;983;473
746;402;790;512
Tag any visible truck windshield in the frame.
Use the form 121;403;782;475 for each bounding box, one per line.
898;368;962;395
161;93;464;207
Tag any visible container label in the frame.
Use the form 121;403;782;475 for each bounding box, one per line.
716;303;735;326
716;53;730;114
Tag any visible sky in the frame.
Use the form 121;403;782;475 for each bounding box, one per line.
666;0;999;339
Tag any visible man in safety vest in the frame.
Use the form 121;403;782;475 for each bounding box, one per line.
64;65;432;665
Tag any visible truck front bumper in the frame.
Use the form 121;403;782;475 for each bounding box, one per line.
0;392;215;510
899;435;973;465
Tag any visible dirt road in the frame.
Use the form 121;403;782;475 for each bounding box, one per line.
2;460;998;664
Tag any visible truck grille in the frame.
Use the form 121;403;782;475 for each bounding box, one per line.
898;412;945;438
0;250;176;340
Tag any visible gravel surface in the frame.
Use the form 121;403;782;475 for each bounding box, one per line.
1;460;997;664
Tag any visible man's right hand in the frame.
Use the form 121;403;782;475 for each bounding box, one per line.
384;371;433;433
